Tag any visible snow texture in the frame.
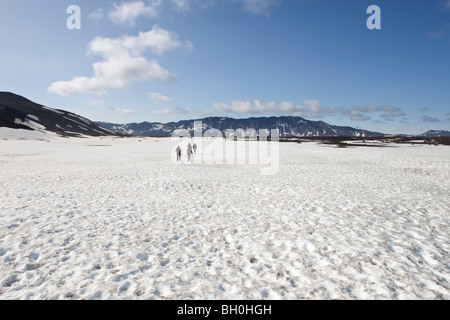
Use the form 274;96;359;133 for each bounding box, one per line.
0;134;449;300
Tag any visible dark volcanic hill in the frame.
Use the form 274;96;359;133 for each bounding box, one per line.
0;92;115;137
97;116;386;138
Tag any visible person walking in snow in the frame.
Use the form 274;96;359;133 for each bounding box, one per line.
193;143;197;154
187;143;193;161
176;145;181;162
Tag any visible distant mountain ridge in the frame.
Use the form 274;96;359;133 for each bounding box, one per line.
1;92;446;138
97;117;386;138
418;130;450;138
0;92;115;137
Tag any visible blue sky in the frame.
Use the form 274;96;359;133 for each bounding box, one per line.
0;0;449;134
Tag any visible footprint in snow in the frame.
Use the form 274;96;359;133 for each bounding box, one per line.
136;253;148;261
29;252;40;262
88;291;102;300
160;259;170;267
119;281;130;293
2;274;19;288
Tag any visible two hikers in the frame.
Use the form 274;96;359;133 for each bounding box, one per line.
176;142;197;162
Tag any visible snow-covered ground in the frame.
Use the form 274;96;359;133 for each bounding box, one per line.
0;132;449;300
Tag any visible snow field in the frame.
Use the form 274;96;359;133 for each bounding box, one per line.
0;136;449;299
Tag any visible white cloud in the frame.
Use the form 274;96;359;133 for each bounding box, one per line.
87;99;106;107
150;107;172;115
169;0;215;12
175;106;191;114
88;25;188;56
337;107;371;121
292;100;336;119
148;92;173;102
211;100;408;123
422;115;440;123
48;25;191;96
168;0;280;16
109;0;162;25
111;107;136;116
234;0;281;16
149;106;191;115
353;104;406;120
212;99;334;119
427;23;450;40
49;58;173;96
171;0;191;12
89;8;105;21
94;0;281;25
